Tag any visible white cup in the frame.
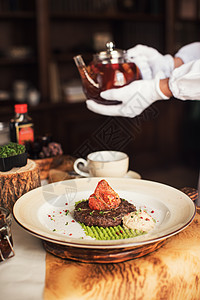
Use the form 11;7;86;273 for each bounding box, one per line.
73;150;129;177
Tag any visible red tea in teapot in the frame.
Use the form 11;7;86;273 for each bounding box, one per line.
78;62;142;105
74;42;142;105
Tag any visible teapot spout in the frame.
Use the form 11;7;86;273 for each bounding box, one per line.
73;54;86;69
73;55;99;96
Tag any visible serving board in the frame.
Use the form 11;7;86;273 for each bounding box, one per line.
43;239;166;263
44;209;200;300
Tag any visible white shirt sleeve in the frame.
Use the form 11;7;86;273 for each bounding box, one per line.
175;42;200;63
169;60;200;100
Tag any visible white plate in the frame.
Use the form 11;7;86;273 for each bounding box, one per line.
13;177;196;249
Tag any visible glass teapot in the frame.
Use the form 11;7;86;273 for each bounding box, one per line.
73;42;142;105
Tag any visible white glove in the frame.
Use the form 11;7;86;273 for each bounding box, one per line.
129;55;152;80
86;73;169;118
127;44;174;79
175;42;200;64
169;60;200;100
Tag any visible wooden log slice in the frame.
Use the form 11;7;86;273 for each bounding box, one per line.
0;159;41;212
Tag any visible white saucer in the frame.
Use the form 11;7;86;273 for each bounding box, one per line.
73;169;141;180
123;170;141;179
41;170;141;186
75;169;141;179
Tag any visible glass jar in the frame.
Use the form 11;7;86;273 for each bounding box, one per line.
0;207;15;261
0;122;10;146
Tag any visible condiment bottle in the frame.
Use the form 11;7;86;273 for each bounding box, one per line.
9;103;34;145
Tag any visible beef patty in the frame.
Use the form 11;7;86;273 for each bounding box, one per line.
74;199;136;227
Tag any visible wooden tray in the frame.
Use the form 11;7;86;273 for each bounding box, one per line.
43;239;166;263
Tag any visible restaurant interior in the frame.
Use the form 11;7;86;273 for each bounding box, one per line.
1;1;200;299
0;0;199;189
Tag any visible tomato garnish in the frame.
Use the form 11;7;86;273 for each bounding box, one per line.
88;180;121;210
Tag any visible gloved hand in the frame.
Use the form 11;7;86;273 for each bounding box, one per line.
129;55;152;80
175;42;200;64
127;44;174;79
86;73;169;118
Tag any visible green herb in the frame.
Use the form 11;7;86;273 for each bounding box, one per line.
99;211;104;215
65;210;69;215
0;142;26;158
80;224;146;240
77;207;82;211
90;211;93;215
53;229;56;232
75;199;88;206
65;222;68;225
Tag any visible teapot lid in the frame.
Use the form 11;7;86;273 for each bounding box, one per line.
93;42;126;62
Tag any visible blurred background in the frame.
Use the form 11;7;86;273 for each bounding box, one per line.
0;0;199;189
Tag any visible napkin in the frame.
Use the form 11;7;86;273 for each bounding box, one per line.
0;219;46;300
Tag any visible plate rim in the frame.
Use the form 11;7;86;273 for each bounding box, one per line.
13;177;196;249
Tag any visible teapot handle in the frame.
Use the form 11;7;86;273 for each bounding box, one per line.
73;158;90;177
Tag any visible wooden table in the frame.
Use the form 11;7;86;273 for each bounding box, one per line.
44;208;200;300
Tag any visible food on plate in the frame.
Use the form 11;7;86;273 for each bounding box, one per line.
81;223;146;240
74;179;136;227
89;179;121;210
74;179;156;240
123;210;156;233
74;198;136;227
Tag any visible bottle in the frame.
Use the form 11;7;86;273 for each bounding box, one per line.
10;104;34;145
